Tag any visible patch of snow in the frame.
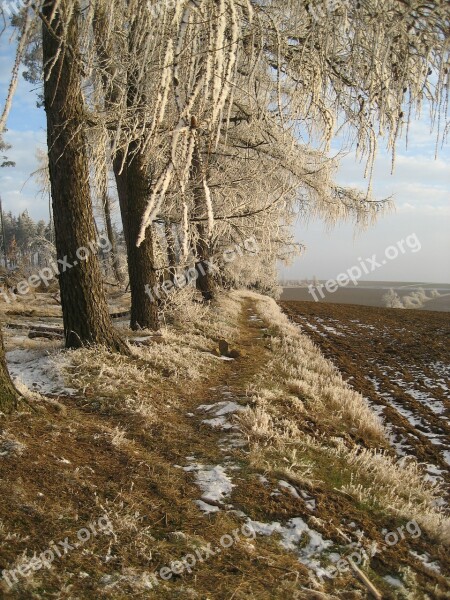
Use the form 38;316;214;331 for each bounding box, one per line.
388;432;414;457
7;349;76;396
247;517;333;578
196;466;234;504
423;464;446;485
300;490;316;511
431;361;450;380
394;384;446;415
195;500;220;514
202;416;234;430
329;552;341;563
184;463;235;507
198;400;246;430
321;325;345;336
427;435;445;446
279;480;300;499
409;550;441;573
198;401;245;416
384;396;429;430
384;575;404;588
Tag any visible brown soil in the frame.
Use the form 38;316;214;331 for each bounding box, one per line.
281;301;450;493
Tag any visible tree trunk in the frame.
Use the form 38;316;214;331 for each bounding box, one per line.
112;151;130;248
191;121;215;301
126;148;159;330
102;185;124;286
93;7;158;330
0;327;18;413
165;222;177;284
42;0;128;353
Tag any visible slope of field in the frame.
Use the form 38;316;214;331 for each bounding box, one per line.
281;301;450;495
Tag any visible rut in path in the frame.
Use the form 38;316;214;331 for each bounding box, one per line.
176;301;269;515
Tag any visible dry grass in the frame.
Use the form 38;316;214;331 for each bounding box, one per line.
233;290;450;544
235;291;386;444
1;289;448;599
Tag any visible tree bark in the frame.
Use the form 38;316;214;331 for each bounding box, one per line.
165;222;177;284
0;326;18;414
102;186;124;286
42;0;128;353
191;121;215;301
125;147;159;330
93;7;159;331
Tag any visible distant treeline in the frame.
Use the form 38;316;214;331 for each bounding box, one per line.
0;208;125;277
0;209;54;268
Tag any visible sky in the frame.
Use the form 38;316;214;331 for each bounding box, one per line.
1;33;449;284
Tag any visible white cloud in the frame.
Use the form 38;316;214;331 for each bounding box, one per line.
335;148;450;217
397;202;450;216
0;128;48;221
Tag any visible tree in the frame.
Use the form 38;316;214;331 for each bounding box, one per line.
382;289;404;309
0;327;19;414
16;210;36;253
125;0;447;273
0;128;15;268
92;155;125;285
402;289;429;309
190;117;216;301
0;132;15;167
2;0;448;312
92;2;159;329
0;131;19;411
41;0;128;352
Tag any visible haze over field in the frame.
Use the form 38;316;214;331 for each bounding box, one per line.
281;281;450;312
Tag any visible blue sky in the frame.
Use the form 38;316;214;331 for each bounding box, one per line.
1;34;449;283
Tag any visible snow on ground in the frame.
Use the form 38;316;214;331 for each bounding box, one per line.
320;325;345;336
247;517;333;578
202;416;235;429
383;575;405;589
424;464;446;485
198;399;247;430
388;372;447;416
181;391;248;512
368;375;441;435
198;400;246;416
6;349;76;396
409;550;441;573
368;377;449;477
277;480;317;510
182;461;235;513
278;480;300;499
